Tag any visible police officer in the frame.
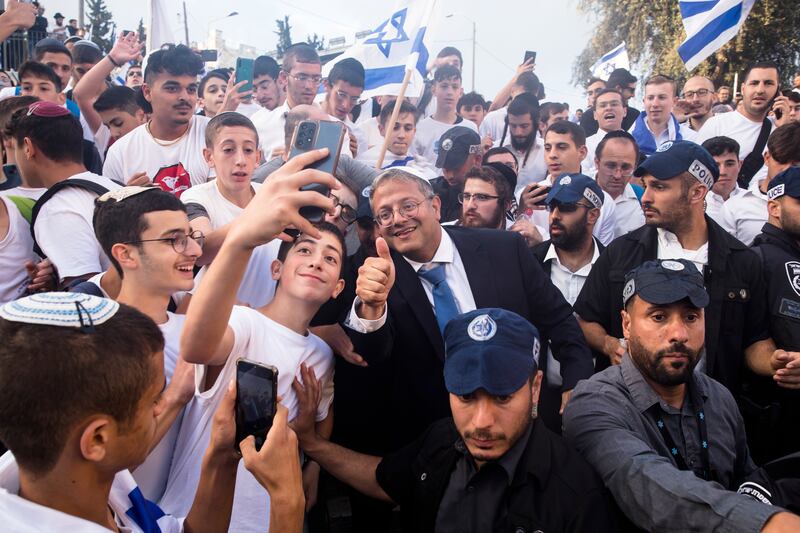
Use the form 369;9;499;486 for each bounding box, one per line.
747;166;800;462
574;141;783;395
432;126;483;222
292;308;622;533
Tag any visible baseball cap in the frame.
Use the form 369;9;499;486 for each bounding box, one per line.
435;126;482;170
356;185;373;220
54;13;65;19
622;259;709;308
545;173;604;208
633;140;719;188
443;308;540;397
0;292;120;333
767;166;800;200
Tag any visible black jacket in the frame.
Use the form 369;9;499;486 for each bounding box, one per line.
375;418;626;533
430;176;462;223
347;227;594;451
573;217;770;390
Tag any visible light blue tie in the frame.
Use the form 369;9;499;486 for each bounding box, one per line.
418;263;460;334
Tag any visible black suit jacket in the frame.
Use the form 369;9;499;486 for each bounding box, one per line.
346;226;594;450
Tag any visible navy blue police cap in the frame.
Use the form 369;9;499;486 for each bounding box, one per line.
435;126;482;170
443;308;540;396
767;166;800;201
633;140;719;188
545;173;604;208
622;259;709;308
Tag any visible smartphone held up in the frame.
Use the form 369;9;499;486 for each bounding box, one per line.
235;359;278;452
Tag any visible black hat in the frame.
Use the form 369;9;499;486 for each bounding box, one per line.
54;13;65;19
623;259;709;308
634;140;719;188
435;126;482;170
484;162;518;193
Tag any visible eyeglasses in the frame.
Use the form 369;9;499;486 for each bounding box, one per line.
288;73;323;85
458;192;501;204
335;90;362;106
125;230;205;254
682;88;710;99
547;202;592;213
375;198;430;227
600;161;635;177
331;194;357;225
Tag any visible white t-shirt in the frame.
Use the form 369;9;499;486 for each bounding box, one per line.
499;137;548;197
34;172;121;280
696;111;773;161
160;306;335;532
719;181;768;246
357;145;438;180
360;116;384;149
479;107;507;142
131;312;185;502
413;116;479;168
0;196;38;304
236;101;262;118
0;453;183;533
0;187;44;200
181;180;281;308
102;116;211;197
251;102;289;157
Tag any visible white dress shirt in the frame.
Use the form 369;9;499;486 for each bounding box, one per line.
657;228;709;274
543;239;601;386
705;186;746;228
611;183;645;238
718;180;768;246
346;229;476;333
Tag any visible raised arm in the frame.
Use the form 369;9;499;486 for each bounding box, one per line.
73;31;142;134
487;58;535;112
0;1;36;43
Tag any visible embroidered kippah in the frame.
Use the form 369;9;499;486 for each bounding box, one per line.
0;292;119;332
26;101;71;118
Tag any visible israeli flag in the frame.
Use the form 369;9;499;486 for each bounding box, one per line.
322;0;437;98
678;0;757;71
590;42;630;81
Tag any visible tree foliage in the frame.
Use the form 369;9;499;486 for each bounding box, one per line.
85;0;115;54
574;0;800;89
136;17;147;46
307;33;326;51
275;15;292;57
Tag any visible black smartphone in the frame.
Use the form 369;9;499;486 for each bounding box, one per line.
199;49;218;62
235;359;278;452
289;120;346;223
524;50;537;65
121;30;132;37
235;57;255;93
526;183;551;206
0;164;21;191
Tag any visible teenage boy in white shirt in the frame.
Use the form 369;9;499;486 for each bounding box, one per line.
163;150;343;531
0;291;305;533
413;65;478;169
700;136;747;226
103;45;211;196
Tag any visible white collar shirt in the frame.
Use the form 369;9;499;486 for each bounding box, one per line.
611;183;646;238
656;228;709;274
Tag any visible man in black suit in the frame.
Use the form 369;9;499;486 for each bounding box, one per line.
344;168;594;452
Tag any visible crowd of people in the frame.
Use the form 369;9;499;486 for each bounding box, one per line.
0;0;800;531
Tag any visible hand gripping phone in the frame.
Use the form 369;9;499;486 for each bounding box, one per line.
235;359;278;452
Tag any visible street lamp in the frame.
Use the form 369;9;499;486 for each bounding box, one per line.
206;11;240;43
445;13;476;92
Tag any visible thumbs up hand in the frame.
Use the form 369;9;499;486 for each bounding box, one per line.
355;237;396;320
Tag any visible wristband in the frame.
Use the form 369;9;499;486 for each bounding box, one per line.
107;55;122;68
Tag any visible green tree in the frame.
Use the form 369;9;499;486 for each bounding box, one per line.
307;33;326;51
275;15;292;57
574;0;800;89
85;0;115;54
137;17;147;46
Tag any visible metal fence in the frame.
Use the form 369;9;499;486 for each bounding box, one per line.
1;31;28;71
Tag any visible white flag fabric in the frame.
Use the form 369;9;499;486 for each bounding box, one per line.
590;42;630;81
678;0;757;71
147;0;177;51
322;0;438;98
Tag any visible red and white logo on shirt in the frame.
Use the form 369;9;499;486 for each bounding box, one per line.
154;163;191;198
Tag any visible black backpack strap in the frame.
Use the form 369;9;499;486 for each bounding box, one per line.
737;118;772;189
30;178;110;258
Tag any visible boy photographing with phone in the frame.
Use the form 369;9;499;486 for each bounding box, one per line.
162;148;345;530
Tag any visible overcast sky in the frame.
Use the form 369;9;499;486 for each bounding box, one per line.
42;0;597;110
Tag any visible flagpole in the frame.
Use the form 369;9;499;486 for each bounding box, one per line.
733;72;739;100
375;68;414;169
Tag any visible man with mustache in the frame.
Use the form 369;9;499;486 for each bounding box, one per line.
574;140;799;391
697;61;780;189
103;45;210;196
532;174;604;430
457;165;513;230
293;308;620;532
565;259;800;532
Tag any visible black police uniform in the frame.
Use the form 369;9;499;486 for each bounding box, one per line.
430;176;462;223
375;418;625;533
745;222;800;462
573;216;770;390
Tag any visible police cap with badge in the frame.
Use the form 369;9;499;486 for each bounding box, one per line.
767;166;800;201
436;126;482;170
442;308;540;396
545;173;604;210
622;259;710;309
634;140;719;189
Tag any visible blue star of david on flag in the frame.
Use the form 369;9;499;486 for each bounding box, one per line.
364;8;410;58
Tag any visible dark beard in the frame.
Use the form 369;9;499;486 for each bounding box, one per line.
460;205;506;229
550;211;589;251
511;132;534;152
629;337;700;386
